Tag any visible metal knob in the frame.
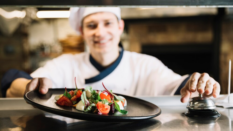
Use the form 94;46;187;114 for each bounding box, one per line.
187;95;216;110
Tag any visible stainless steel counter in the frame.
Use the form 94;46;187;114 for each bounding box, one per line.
0;96;232;131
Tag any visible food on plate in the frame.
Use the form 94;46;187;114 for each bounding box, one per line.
55;78;127;115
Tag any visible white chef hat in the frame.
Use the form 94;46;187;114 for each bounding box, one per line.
69;7;121;35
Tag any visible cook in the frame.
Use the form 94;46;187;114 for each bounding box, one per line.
3;7;220;103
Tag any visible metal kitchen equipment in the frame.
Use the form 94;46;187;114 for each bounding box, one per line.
185;94;221;118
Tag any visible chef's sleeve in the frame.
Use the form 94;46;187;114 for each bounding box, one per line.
1;69;32;97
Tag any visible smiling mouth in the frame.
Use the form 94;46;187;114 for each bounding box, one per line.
94;40;110;46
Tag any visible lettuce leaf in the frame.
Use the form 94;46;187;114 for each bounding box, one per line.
90;90;101;103
81;91;90;107
85;103;96;112
85;86;93;92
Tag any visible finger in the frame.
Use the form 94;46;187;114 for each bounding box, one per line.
203;94;212;98
203;91;213;97
212;82;221;98
180;88;192;103
189;72;201;92
26;78;39;93
197;73;210;94
204;78;215;95
39;78;51;94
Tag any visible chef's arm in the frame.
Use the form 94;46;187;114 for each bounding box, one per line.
6;77;52;97
174;75;191;95
1;69;33;97
6;78;31;97
1;69;51;97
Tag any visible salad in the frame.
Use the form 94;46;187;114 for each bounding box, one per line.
55;78;127;115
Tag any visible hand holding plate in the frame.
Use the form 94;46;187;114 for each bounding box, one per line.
25;78;52;95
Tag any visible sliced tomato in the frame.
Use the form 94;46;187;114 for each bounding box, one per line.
121;101;124;107
71;90;82;102
71;95;78;101
69;90;74;97
100;91;111;102
56;96;73;106
121;99;126;106
76;90;82;98
96;102;110;115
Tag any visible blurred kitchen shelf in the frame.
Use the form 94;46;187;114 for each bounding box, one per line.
141;44;214;76
142;44;213;54
124;15;216;33
126;8;225;82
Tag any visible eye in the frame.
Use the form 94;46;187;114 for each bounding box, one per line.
86;23;97;29
105;21;112;26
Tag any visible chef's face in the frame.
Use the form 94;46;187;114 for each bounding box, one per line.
81;12;124;54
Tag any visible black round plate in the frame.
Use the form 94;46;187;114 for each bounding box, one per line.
24;89;161;122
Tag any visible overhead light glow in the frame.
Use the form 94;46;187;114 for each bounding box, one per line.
37;11;70;18
0;8;26;19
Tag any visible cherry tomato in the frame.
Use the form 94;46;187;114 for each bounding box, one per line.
100;91;111;102
71;90;82;102
56;96;73;106
69;90;74;97
76;90;82;98
96;102;110;115
71;95;78;101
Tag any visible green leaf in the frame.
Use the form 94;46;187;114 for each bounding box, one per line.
114;95;124;102
120;110;128;114
97;93;101;101
81;92;85;105
90;90;101;104
114;101;120;111
102;99;109;105
85;103;96;112
114;101;127;114
63;90;71;99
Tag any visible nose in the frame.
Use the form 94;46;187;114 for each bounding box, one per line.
94;24;106;38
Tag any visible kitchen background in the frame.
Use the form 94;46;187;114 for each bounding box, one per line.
0;7;233;97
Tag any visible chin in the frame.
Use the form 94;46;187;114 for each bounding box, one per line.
95;48;109;54
91;41;118;54
94;45;111;53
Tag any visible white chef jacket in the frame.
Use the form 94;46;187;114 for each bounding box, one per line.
31;48;189;96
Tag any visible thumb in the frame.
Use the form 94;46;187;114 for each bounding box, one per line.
25;78;39;94
180;84;192;103
38;78;51;94
181;89;191;103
